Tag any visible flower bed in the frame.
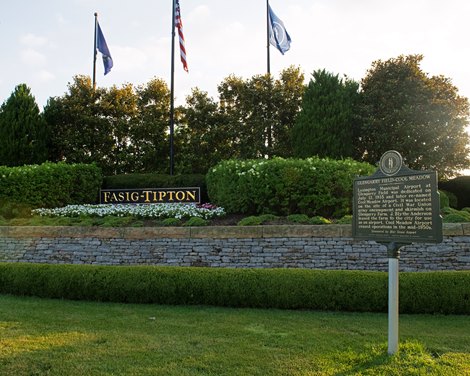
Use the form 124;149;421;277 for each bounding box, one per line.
32;203;226;220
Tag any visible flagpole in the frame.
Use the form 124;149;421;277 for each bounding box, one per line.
266;0;271;75
93;12;98;90
169;0;176;175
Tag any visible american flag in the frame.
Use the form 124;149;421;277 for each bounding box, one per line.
175;0;188;72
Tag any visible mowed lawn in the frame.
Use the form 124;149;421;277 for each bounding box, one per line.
0;295;469;375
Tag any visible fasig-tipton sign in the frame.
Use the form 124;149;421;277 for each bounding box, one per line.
100;187;200;204
353;151;442;243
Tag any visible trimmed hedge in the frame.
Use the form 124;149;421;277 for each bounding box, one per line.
0;263;468;314
206;157;375;217
103;173;208;202
0;162;102;208
439;176;470;209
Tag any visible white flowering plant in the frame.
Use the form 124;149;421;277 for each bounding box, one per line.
32;203;226;220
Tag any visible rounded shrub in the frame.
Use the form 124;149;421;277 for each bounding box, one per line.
183;217;208;226
206;157;375;217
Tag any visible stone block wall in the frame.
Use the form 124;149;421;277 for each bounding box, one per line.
0;224;469;271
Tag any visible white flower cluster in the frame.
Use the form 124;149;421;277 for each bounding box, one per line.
32;203;226;220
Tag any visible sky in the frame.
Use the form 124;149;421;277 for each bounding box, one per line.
1;0;470;174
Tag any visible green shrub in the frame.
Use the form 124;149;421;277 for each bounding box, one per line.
206;157;375;217
237;214;279;226
183;217;208;226
439;190;450;209
238;216;263;226
288;214;331;225
309;216;331;225
441;207;470;222
443;214;470;223
439;176;470;209
336;215;353;224
0;200;32;219
0;263;467;314
400;272;470;314
446;191;458;208
162;218;181;226
287;214;310;224
0;162;102;209
100;216;136;227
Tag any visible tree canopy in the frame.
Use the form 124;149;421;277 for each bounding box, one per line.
43;76;170;175
358;54;470;178
4;57;469;178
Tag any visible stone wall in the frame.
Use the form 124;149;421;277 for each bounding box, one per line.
0;224;469;272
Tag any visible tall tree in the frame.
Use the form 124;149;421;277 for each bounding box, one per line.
218;66;304;159
359;54;470;178
273;66;305;157
100;83;138;174
0;84;48;166
131;78;170;173
291;69;360;159
44;76;171;175
177;88;231;173
43;76;113;172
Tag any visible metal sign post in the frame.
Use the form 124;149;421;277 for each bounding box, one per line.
387;242;400;355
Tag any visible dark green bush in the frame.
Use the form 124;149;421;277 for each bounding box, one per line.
439;176;470;209
286;214;330;225
0;162;102;208
400;272;470;314
336;215;353;224
162;218;182;226
287;214;310;224
439;190;450;209
183;217;208;226
443;214;470;223
237;214;279;226
103;173;208;202
206;157;375;217
0;200;32;219
441;207;470;223
238;216;264;226
0;263;467;314
309;216;331;225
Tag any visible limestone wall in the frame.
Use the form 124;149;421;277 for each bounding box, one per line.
0;224;469;271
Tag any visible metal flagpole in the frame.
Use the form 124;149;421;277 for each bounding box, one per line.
266;0;271;74
169;0;176;175
93;13;98;90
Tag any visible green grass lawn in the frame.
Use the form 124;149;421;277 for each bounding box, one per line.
0;295;469;375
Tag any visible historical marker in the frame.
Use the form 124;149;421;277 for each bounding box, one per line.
353;151;442;243
352;150;443;355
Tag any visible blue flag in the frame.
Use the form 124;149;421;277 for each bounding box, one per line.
268;5;291;55
96;21;113;75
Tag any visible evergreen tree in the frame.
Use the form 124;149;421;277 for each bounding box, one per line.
292;69;360;159
0;84;48;166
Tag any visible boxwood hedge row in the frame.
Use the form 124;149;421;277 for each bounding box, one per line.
0;263;467;314
0;162;102;208
206;157;375;217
